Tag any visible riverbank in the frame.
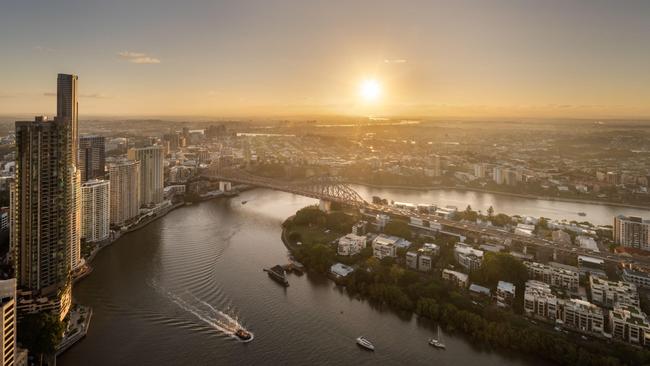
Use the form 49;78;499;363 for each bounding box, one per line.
279;212;650;366
345;180;650;211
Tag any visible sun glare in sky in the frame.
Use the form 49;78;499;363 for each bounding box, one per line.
359;79;381;103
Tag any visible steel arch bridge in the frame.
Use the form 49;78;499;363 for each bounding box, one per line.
200;166;368;207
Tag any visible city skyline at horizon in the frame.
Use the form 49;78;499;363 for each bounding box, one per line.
2;0;650;119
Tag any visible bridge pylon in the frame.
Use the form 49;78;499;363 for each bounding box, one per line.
319;199;332;212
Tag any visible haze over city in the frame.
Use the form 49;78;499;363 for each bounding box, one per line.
2;0;650;118
4;1;650;366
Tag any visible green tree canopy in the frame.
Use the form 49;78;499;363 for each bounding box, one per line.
384;220;412;239
293;206;326;226
18;312;65;362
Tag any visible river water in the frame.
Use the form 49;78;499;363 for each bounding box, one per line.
59;188;554;366
352;185;650;226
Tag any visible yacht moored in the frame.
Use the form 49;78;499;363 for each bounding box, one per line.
356;336;375;351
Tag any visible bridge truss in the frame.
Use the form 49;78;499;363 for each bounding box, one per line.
201;166;368;207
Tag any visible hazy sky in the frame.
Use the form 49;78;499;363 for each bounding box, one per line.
1;0;649;118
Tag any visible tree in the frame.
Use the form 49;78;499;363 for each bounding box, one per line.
537;217;549;230
389;264;405;284
461;205;478;222
293;206;326;226
324;211;355;233
491;213;512;227
18;312;65;365
471;252;528;289
384;220;412;239
300;243;335;273
487;206;494;218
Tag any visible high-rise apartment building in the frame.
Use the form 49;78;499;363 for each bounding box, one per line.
128;146;164;207
108;160;140;226
79;135;106;182
81;179;110;242
614;215;650;251
57;74;78;166
12;74;80;319
14;116;75;295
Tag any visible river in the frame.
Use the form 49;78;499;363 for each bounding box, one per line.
351;185;650;226
59;188;551;366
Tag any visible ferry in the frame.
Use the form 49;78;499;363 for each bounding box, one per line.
578;212;587;217
264;265;289;287
356;336;375;351
234;328;254;343
241;200;248;205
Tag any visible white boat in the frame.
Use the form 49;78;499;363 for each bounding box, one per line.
428;327;446;349
356;336;375;351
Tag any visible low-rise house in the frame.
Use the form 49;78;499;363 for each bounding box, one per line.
454;243;484;272
497;281;516;308
524;280;559;321
372;234;398;259
515;223;535;237
442;269;468;288
418;253;432;272
329;263;354;280
561;299;605;335
405;251;418;270
524;261;579;292
352;221;368;236
469;283;491;297
422;243;440;255
337;234;366;256
622;268;650;289
552;230;572;245
577;235;599;252
589;276;639;308
577;255;607;279
479;243;505;253
609;305;650;347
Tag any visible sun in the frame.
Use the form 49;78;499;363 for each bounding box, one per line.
359;79;381;102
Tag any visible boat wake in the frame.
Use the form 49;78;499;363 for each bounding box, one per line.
151;281;253;342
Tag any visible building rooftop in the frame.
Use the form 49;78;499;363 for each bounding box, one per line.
498;281;516;293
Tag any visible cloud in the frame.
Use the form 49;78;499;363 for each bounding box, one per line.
117;51;161;64
383;59;407;64
33;46;57;53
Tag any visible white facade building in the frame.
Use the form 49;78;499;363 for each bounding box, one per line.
0;279;16;366
497;281;516;308
609;305;650;346
614;215;650;251
337;234;366;256
454;243;484;271
81;179;110;242
442;269;468;288
589;276;639;308
108;160;140;226
561;299;605;335
372;234;398;259
524;280;559;321
128;146;164;207
524;261;580;292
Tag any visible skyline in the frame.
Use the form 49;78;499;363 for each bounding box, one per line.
2;0;650;119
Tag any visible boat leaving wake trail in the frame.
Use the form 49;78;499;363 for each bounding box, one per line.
150;281;252;342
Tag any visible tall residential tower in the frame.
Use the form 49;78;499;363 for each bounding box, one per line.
12;74;81;318
128;146;164;207
79;135;106;182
